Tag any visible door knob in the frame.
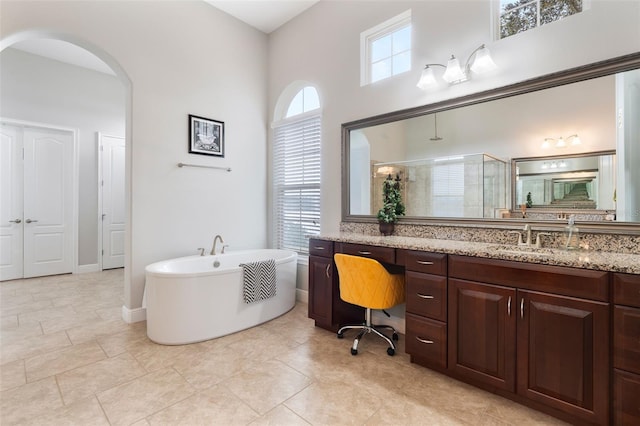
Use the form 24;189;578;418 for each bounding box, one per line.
9;219;22;224
25;219;38;224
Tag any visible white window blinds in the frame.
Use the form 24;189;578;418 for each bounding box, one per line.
273;114;321;254
432;163;464;217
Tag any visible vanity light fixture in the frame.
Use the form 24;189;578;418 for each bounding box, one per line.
542;134;581;149
417;44;497;90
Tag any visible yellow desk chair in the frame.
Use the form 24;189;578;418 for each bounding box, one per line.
333;253;406;356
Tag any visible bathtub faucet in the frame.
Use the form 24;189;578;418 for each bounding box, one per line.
210;235;225;255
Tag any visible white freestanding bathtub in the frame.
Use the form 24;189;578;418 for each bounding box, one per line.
144;249;297;345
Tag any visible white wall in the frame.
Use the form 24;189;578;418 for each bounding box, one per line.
1;1;269;313
268;0;640;235
0;48;125;267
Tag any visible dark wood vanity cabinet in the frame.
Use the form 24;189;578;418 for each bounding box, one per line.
449;255;610;425
613;273;640;425
308;239;363;331
404;250;448;369
307;239;639;424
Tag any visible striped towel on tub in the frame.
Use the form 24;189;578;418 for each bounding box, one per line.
241;259;277;304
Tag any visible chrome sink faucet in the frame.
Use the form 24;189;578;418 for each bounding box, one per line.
210;235;225;255
522;224;532;246
508;224;532;246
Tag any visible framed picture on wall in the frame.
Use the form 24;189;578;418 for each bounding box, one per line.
188;114;225;157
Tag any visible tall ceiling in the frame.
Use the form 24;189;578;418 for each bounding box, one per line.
7;0;320;75
205;0;319;34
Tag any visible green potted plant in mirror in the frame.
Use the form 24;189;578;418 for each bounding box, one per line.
377;174;406;236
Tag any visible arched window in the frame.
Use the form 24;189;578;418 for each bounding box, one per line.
286;86;320;117
272;85;321;254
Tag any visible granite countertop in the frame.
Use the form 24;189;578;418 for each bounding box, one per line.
317;232;640;275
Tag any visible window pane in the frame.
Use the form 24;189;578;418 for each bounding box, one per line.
500;0;581;39
392;51;411;75
500;3;537;39
303;87;320;112
371;58;391;83
371;34;391;62
392;25;411;55
286;91;304;118
540;0;582;25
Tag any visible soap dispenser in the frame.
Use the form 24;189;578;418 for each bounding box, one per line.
564;215;580;250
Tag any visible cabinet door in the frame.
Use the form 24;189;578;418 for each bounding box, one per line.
614;369;640;426
448;279;516;391
614;305;640;374
308;255;333;327
517;290;609;425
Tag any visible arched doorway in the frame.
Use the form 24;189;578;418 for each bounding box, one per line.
0;31;134;321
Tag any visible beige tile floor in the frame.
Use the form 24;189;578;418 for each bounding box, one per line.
0;270;567;425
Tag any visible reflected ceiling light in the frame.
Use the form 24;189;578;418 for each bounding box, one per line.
567;134;581;146
417;44;497;90
542;134;581;149
376;166;396;176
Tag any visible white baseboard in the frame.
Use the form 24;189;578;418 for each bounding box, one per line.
371;311;405;335
296;288;308;304
122;305;146;323
77;264;99;274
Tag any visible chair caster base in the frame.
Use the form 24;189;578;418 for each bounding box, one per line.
387;347;395;356
351;348;358;356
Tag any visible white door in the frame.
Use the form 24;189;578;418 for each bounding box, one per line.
100;134;125;270
0;125;24;281
23;127;74;278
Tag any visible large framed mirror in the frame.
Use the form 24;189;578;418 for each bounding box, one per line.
342;52;640;231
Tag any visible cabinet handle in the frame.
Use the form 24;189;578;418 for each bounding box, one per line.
417;293;434;299
520;298;524;319
416;260;434;265
415;336;434;344
25;219;38;223
325;264;331;279
357;251;371;255
9;219;22;224
507;296;511;316
313;246;325;250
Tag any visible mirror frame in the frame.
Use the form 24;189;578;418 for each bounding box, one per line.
511;149;616;212
341;52;640;234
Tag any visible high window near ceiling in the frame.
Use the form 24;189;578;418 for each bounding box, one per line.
498;0;583;39
272;85;321;255
360;9;412;86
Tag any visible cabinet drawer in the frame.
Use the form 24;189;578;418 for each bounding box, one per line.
405;313;447;368
614;273;640;308
449;255;610;302
336;242;395;264
614;369;640;426
404;250;447;275
614;305;640;374
406;272;447;321
309;239;333;258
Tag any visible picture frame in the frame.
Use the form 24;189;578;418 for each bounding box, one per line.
188;114;225;157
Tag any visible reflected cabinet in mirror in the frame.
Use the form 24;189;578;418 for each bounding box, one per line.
343;52;640;228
